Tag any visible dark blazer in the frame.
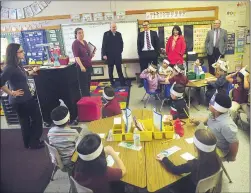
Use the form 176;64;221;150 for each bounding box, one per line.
137;30;160;57
101;30;123;60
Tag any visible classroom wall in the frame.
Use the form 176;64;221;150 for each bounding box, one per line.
2;1;250;79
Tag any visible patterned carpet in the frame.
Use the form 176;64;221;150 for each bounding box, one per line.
90;80;131;109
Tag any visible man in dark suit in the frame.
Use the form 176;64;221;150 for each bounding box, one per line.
205;20;227;75
137;20;160;88
102;22;126;86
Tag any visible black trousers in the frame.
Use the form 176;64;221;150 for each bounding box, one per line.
13;98;43;148
139;50;158;83
77;66;92;97
107;56;125;85
207;47;224;75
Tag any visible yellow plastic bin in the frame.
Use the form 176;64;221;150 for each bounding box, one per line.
163;122;175;139
136;119;153;141
112;121;125;141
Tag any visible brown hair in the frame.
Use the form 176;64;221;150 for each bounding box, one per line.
74;27;83;39
143;20;150;24
190;129;221;184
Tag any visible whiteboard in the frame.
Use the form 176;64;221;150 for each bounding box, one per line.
61;21;139;61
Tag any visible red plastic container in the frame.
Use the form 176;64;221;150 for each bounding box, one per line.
59;57;69;65
77;96;102;122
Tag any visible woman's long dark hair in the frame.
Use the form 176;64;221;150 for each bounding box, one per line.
5;43;21;66
237;72;245;86
172;25;182;36
74;28;83;39
191;129;221;184
74;134;107;176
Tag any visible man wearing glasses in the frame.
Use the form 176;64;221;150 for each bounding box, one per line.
205;20;228;75
137;20;160;88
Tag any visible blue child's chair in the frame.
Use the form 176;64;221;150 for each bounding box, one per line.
160;84;172;112
141;79;161;108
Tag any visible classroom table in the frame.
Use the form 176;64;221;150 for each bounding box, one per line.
81;109;197;192
186;73;216;109
82;109;147;188
142;110;197;192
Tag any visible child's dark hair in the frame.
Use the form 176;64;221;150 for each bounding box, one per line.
173;84;185;94
198;58;204;66
237;72;245;83
74;27;83;39
74;134;107;176
50;106;69;127
191;129;221;184
104;86;115;98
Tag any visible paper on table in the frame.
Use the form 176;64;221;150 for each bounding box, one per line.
158;146;181;157
180;152;195;161
107;152;120;167
98;133;105;139
122;108;133;133
185;138;194;144
114;117;122;124
118;142;142;151
153;108;162;131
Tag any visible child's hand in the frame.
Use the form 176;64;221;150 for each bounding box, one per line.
189;117;198;125
104;146;115;155
156;154;165;161
166;115;173;122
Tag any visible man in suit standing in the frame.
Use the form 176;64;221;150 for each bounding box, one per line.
102;22;126;86
137;20;160;88
205;20;227;75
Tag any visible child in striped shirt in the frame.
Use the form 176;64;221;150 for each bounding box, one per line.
48;106;80;169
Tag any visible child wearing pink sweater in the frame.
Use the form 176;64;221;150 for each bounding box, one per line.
140;64;166;92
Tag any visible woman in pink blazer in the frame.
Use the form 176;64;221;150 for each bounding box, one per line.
166;25;186;67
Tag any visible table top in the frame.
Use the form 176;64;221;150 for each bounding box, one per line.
82;109;197;191
143;110;197;192
187;73;216;88
84;109;146;188
159;73;216;88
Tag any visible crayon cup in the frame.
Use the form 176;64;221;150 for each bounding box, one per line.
133;133;141;147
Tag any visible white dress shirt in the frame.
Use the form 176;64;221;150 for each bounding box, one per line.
213;29;220;47
142;30;154;51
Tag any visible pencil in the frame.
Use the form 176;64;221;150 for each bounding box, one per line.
183;108;190;119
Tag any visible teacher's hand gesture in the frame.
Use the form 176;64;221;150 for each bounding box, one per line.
103;55;107;60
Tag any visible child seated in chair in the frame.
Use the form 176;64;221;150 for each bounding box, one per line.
190;93;239;162
159;59;173;76
73;133;126;193
140;64;167;93
48;105;79;170
193;58;205;74
165;65;189;86
156;129;221;193
166;83;189;121
205;59;229;104
102;86;121;118
226;66;250;122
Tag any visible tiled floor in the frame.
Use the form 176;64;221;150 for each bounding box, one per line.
1;81;250;192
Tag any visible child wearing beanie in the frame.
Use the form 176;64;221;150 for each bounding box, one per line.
190;93;239;162
102;86;121;118
47;105;80;169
